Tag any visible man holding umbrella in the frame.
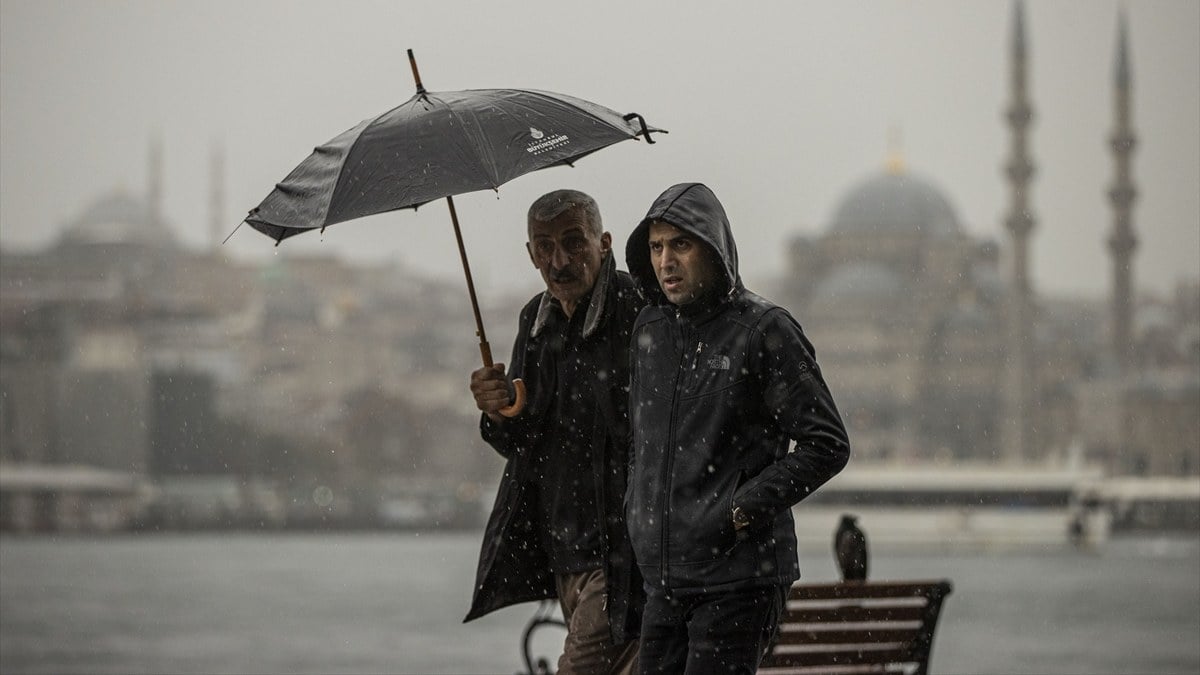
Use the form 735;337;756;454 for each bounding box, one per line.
465;189;646;674
240;50;664;672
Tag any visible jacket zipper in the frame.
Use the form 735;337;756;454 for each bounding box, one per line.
660;310;688;589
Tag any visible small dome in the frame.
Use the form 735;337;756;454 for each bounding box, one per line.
828;169;962;238
939;303;995;333
58;189;176;248
811;262;904;305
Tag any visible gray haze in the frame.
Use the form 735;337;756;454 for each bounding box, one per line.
2;0;1197;300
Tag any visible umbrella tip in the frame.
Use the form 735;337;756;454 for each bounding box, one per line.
407;48;426;95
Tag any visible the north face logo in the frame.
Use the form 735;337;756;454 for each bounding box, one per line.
707;355;730;370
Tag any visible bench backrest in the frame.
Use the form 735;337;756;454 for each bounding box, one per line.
760;579;953;675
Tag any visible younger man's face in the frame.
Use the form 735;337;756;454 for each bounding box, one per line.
647;221;720;306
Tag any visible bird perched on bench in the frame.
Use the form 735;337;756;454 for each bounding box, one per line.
834;514;868;581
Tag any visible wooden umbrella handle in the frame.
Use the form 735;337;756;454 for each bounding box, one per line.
501;379;527;418
479;340;526;418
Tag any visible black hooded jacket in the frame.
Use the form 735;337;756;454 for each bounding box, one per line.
623;183;850;594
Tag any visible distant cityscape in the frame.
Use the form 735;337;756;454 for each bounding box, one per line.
1;145;1194;535
0;190;522;531
1;3;1197;535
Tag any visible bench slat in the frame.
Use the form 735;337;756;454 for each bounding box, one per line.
761;666;891;675
766;645;919;668
787;605;929;623
760;667;890;675
789;580;952;601
775;627;923;645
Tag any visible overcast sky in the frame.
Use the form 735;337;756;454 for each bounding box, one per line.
2;0;1197;301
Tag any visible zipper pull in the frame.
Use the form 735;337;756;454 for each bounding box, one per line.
692;341;704;370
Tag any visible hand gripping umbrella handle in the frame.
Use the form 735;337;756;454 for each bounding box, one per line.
479;341;527;419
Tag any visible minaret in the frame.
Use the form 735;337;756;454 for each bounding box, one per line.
147;136;164;229
886;125;905;175
1108;11;1138;374
210;141;226;254
1002;0;1037;463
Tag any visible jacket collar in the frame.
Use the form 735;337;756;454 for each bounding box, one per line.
676;285;740;325
530;251;615;340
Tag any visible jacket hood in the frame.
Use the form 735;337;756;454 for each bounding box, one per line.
625;183;741;304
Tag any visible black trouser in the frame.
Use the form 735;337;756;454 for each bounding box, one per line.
637;584;785;675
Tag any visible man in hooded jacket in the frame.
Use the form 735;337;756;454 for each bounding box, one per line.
624;183;850;673
465;189;646;674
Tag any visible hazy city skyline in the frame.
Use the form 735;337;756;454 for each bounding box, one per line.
2;0;1197;300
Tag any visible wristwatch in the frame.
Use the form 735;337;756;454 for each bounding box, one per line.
732;505;750;531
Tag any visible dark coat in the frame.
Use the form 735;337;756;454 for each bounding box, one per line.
463;252;646;644
624;182;851;594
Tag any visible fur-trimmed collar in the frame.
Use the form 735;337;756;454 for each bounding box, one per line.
530;251;615;340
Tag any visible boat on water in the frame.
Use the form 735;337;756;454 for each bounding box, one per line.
1100;476;1200;533
792;463;1117;550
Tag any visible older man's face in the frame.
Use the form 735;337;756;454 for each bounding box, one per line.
526;210;611;311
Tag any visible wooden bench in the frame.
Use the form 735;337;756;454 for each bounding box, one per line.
760;579;953;675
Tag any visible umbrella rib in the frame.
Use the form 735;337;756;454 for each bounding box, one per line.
221;221;245;246
519;89;641;140
322;99;423;228
439;98;503;190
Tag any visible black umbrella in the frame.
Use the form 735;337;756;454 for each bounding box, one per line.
243;50;663;416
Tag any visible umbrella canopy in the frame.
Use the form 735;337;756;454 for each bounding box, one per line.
243;51;663;416
246;83;660;243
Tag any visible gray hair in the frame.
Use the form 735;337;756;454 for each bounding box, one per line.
527;189;602;238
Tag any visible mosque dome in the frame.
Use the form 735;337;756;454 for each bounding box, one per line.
58;189;177;249
827;168;962;238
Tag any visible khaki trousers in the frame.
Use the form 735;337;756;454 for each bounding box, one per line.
555;568;639;675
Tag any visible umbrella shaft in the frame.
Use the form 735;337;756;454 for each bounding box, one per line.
445;195;494;367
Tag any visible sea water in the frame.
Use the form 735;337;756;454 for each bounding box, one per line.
1;532;1197;674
